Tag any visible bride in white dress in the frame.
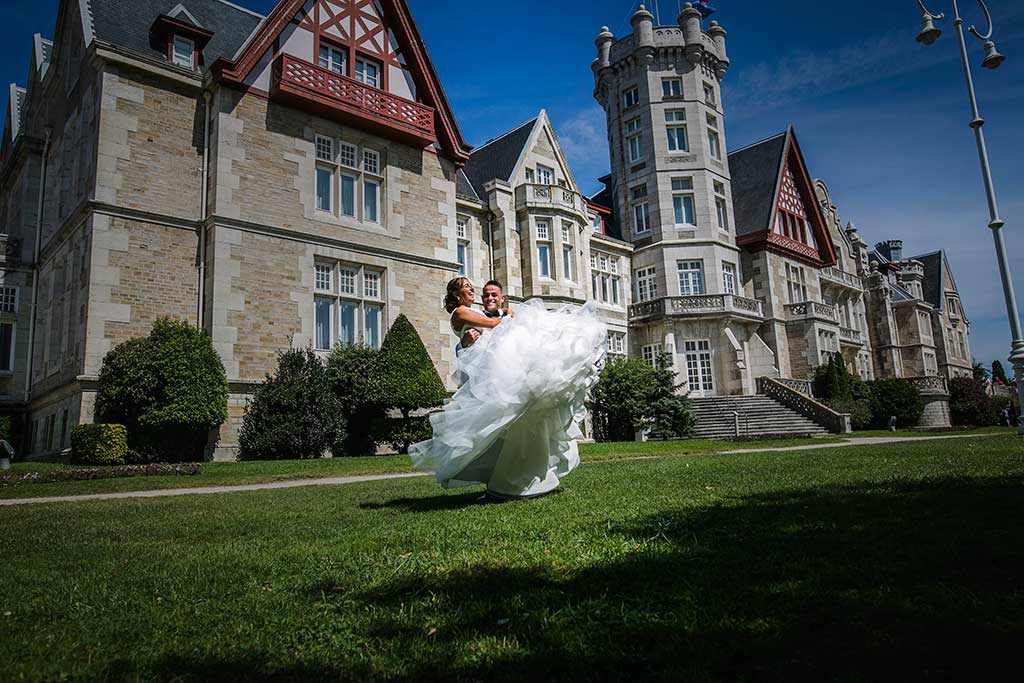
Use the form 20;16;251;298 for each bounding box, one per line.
410;277;607;499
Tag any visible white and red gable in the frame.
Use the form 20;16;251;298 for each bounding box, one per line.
211;0;471;166
737;127;837;267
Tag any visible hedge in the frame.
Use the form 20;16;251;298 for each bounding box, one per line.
70;424;128;466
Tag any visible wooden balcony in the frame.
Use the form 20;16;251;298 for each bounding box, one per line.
271;54;435;148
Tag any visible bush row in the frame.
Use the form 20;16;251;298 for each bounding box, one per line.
1;462;202;488
238;314;446;460
814;355;924;430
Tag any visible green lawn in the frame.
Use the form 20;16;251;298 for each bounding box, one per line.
1;435;1021;681
848;425;1011;438
0;436;848;500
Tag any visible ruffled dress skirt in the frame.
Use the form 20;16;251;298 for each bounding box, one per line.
410;299;607;498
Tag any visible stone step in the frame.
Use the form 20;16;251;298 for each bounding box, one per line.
688;393;831;440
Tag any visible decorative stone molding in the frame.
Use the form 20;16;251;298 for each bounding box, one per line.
757;376;852;434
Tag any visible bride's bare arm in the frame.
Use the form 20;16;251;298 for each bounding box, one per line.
453;307;503;330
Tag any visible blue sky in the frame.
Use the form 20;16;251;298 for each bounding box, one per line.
2;0;1022;371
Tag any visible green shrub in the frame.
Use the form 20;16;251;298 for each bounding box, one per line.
239;348;344;460
813;354;853;402
70;424;128;466
827;398;873;431
95;319;228;462
949;376;997;427
867;379;923;429
0;416;11;442
326;344;383;456
591;352;694;442
369;315;446;454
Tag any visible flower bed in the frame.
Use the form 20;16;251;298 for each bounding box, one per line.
1;463;202;488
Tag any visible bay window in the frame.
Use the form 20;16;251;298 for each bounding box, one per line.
635;266;657;302
536;220;553;279
591;251;622;306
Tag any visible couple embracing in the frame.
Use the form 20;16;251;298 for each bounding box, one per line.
409;277;607;499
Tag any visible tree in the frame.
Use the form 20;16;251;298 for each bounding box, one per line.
991;360;1009;385
813;353;852;402
95;318;228;462
972;360;990;382
949;376;998;427
239;348;344;460
369;315;447;454
590;354;694;442
326;344;383;456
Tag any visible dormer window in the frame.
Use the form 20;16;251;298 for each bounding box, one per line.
172;36;195;69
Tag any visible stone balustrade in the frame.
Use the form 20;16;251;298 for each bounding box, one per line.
819;266;863;290
757;377;852;434
905;376;951;428
839;326;864;345
629;294;764;321
514;183;587;219
774;377;813;396
784;301;838;324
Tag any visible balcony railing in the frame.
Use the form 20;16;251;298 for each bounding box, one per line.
514;183;587;217
630;294;764;321
271;54;435;147
819;266;863;290
907;375;949;395
784;301;838;324
839;326;864;345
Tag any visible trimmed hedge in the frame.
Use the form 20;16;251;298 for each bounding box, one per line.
70;424;128;466
949;376;1002;427
239;348;345;460
95;318;228;462
867;379;924;430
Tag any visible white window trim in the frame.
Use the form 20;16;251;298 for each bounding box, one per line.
172;36;195;69
314;262;386;351
677;260;706;296
0;286;19;314
314;135;384;225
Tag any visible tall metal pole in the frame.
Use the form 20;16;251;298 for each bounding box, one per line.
945;0;1024;433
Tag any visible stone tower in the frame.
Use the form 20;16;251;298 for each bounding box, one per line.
591;4;768;397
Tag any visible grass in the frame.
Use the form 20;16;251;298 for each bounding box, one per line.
1;434;1021;681
0;436;848;500
849;425;1011;438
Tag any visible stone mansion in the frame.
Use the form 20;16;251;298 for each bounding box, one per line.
0;0;972;458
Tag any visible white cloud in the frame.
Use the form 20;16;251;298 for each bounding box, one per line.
554;106;611;194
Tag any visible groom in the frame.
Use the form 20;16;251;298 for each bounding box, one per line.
459;280;509;351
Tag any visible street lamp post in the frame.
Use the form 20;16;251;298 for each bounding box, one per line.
915;0;1024;434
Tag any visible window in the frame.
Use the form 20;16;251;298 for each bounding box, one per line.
677;260;705;296
786;263;808;303
537;165;554;185
536;220;552;279
591;214;603;234
318;43;347;74
45;415;55;451
665;110;687;123
635;266;657;302
703;82;716;106
525;168;535;183
60;410;69;449
0;322;13;372
707;114;721;160
684;340;714;393
591;251;622;306
918;311;933;342
623;86;640;109
313;134;383;223
314;262;386;350
714;181;728;230
924;350;938;376
633;202;650;234
958;330;967;360
672;177;696;226
172;36;195;69
606;331;626;356
722;262;736;295
561;221;575;281
667;123;688;152
625;118;643;163
355;56;381;88
457;216;470;277
662;78;682;98
642;344;662;367
0;286;18;313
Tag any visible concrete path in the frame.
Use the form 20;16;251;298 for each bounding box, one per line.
0;433;1000;507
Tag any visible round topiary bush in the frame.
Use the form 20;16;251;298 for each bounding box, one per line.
867;379;924;430
239;348;345;460
94;318;228;462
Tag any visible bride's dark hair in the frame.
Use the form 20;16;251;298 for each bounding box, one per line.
444;277;471;313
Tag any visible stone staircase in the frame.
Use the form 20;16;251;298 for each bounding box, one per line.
689;394;831;440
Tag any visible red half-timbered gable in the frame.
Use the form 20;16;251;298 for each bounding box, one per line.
737;128;837;267
211;0;471;165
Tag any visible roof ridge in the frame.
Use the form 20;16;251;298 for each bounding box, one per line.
728;130;787;156
470;116;538;156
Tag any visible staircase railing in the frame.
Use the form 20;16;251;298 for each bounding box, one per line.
756;377;852;434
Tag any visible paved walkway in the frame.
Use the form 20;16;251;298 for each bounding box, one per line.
0;433;998;507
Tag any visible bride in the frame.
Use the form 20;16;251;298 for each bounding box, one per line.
410;277;607;499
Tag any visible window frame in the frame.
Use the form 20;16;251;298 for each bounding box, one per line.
355;55;382;88
661;77;682;98
635;266;658;302
623;86;640;109
314;134;384;225
536;219;553;280
0;286;19;314
677;260;706;296
313;261;387;351
0;321;14;373
171;35;195;70
591;250;622;306
671;177;696;227
722;262;737;295
318;41;348;75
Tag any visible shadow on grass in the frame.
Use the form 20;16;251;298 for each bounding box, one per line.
352;475;1024;681
360;488;565;513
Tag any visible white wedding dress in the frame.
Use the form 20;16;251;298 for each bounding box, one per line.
410;299;607;498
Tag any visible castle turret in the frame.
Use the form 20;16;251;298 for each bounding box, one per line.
631;5;656;64
706;21;730;78
680;2;704;64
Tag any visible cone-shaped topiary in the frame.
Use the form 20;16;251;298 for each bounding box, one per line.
239;348;345;460
370;314;446;453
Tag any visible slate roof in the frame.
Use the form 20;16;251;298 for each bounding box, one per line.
455;168;480;201
912;250;944;309
461;117;537;199
727;131;787;235
87;0;263;69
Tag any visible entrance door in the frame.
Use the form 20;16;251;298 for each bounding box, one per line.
684;340;715;397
